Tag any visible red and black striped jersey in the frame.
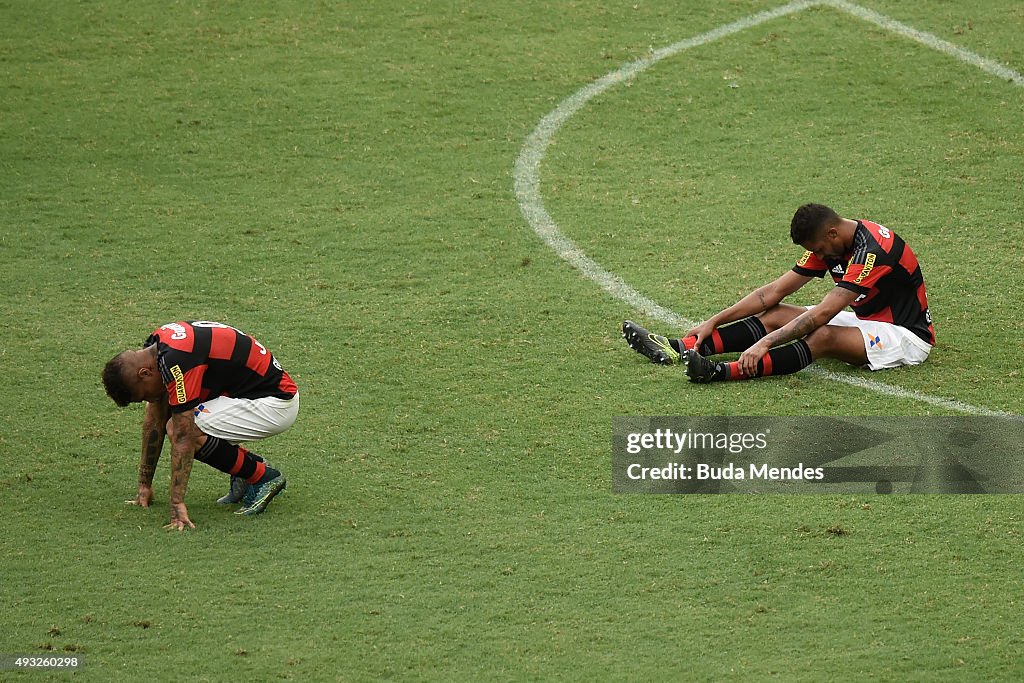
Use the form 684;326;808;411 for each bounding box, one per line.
144;321;298;413
792;220;935;345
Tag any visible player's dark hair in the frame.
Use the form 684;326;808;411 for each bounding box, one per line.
790;203;840;244
102;352;133;407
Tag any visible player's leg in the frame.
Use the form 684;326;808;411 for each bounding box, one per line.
803;324;869;366
676;316;771;356
192;431;278;490
684;335;817;382
670;303;809;356
191;432;288;515
624;304;808;365
684;320;874;383
195;395;298;443
814;312;931;370
190;395;298;512
683;305;868;382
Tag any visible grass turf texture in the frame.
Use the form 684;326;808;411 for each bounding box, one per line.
1;0;1022;680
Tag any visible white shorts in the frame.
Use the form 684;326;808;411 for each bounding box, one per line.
807;307;933;371
192;394;299;444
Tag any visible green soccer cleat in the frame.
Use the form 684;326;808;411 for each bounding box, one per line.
683;349;720;383
235;474;287;516
216;476;248;505
622;320;680;365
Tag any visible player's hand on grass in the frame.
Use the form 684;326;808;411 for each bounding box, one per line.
126;483;154;508
164;502;195;531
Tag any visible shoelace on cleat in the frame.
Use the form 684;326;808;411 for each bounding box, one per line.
241;484;258;507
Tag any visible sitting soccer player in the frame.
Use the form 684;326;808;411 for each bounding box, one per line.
102;321;298;530
624;203;935;382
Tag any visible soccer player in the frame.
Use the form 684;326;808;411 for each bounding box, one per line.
623;203;934;382
102;321;299;530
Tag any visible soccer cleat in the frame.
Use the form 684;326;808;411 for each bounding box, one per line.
235;474;287;516
216;476;248;505
683;349;719;383
622;320;680;365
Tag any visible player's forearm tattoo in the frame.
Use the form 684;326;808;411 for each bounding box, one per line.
145;428;161;455
764;312;817;348
139;429;162;484
169;448;194;504
789;313;818;339
167;414;196;503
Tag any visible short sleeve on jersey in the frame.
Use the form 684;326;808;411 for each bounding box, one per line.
165;363;206;412
792;250;827;278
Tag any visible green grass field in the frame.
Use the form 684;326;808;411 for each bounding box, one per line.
2;1;1022;680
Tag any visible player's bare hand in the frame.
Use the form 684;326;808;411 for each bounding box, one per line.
738;340;771;377
125;484;154;508
686;320;717;352
163;502;195;531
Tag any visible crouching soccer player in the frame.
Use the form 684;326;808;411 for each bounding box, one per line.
102;321;298;530
624;203;935;382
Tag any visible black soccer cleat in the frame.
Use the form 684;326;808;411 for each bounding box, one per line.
622;320;680;365
683;349;720;383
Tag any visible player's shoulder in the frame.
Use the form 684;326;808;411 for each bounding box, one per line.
148;322;200;352
857;220;897;249
850;220;897;262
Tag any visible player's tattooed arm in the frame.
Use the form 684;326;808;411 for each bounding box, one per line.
760;310;819;348
737;287;857;376
164;410;199;530
138;399;169;486
166;411;199;505
790;313;818;338
169;448;194;503
765;286;859;348
694;271;812;341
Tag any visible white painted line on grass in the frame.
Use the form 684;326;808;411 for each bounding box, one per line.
826;0;1024;87
513;0;1022;417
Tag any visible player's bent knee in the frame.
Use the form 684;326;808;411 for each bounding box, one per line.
165;417;209;451
806;325;868;365
805;324;834;346
805;325;840;352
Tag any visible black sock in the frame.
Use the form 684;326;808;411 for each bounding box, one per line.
669;316;768;356
722;339;814;380
196;436;278;483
